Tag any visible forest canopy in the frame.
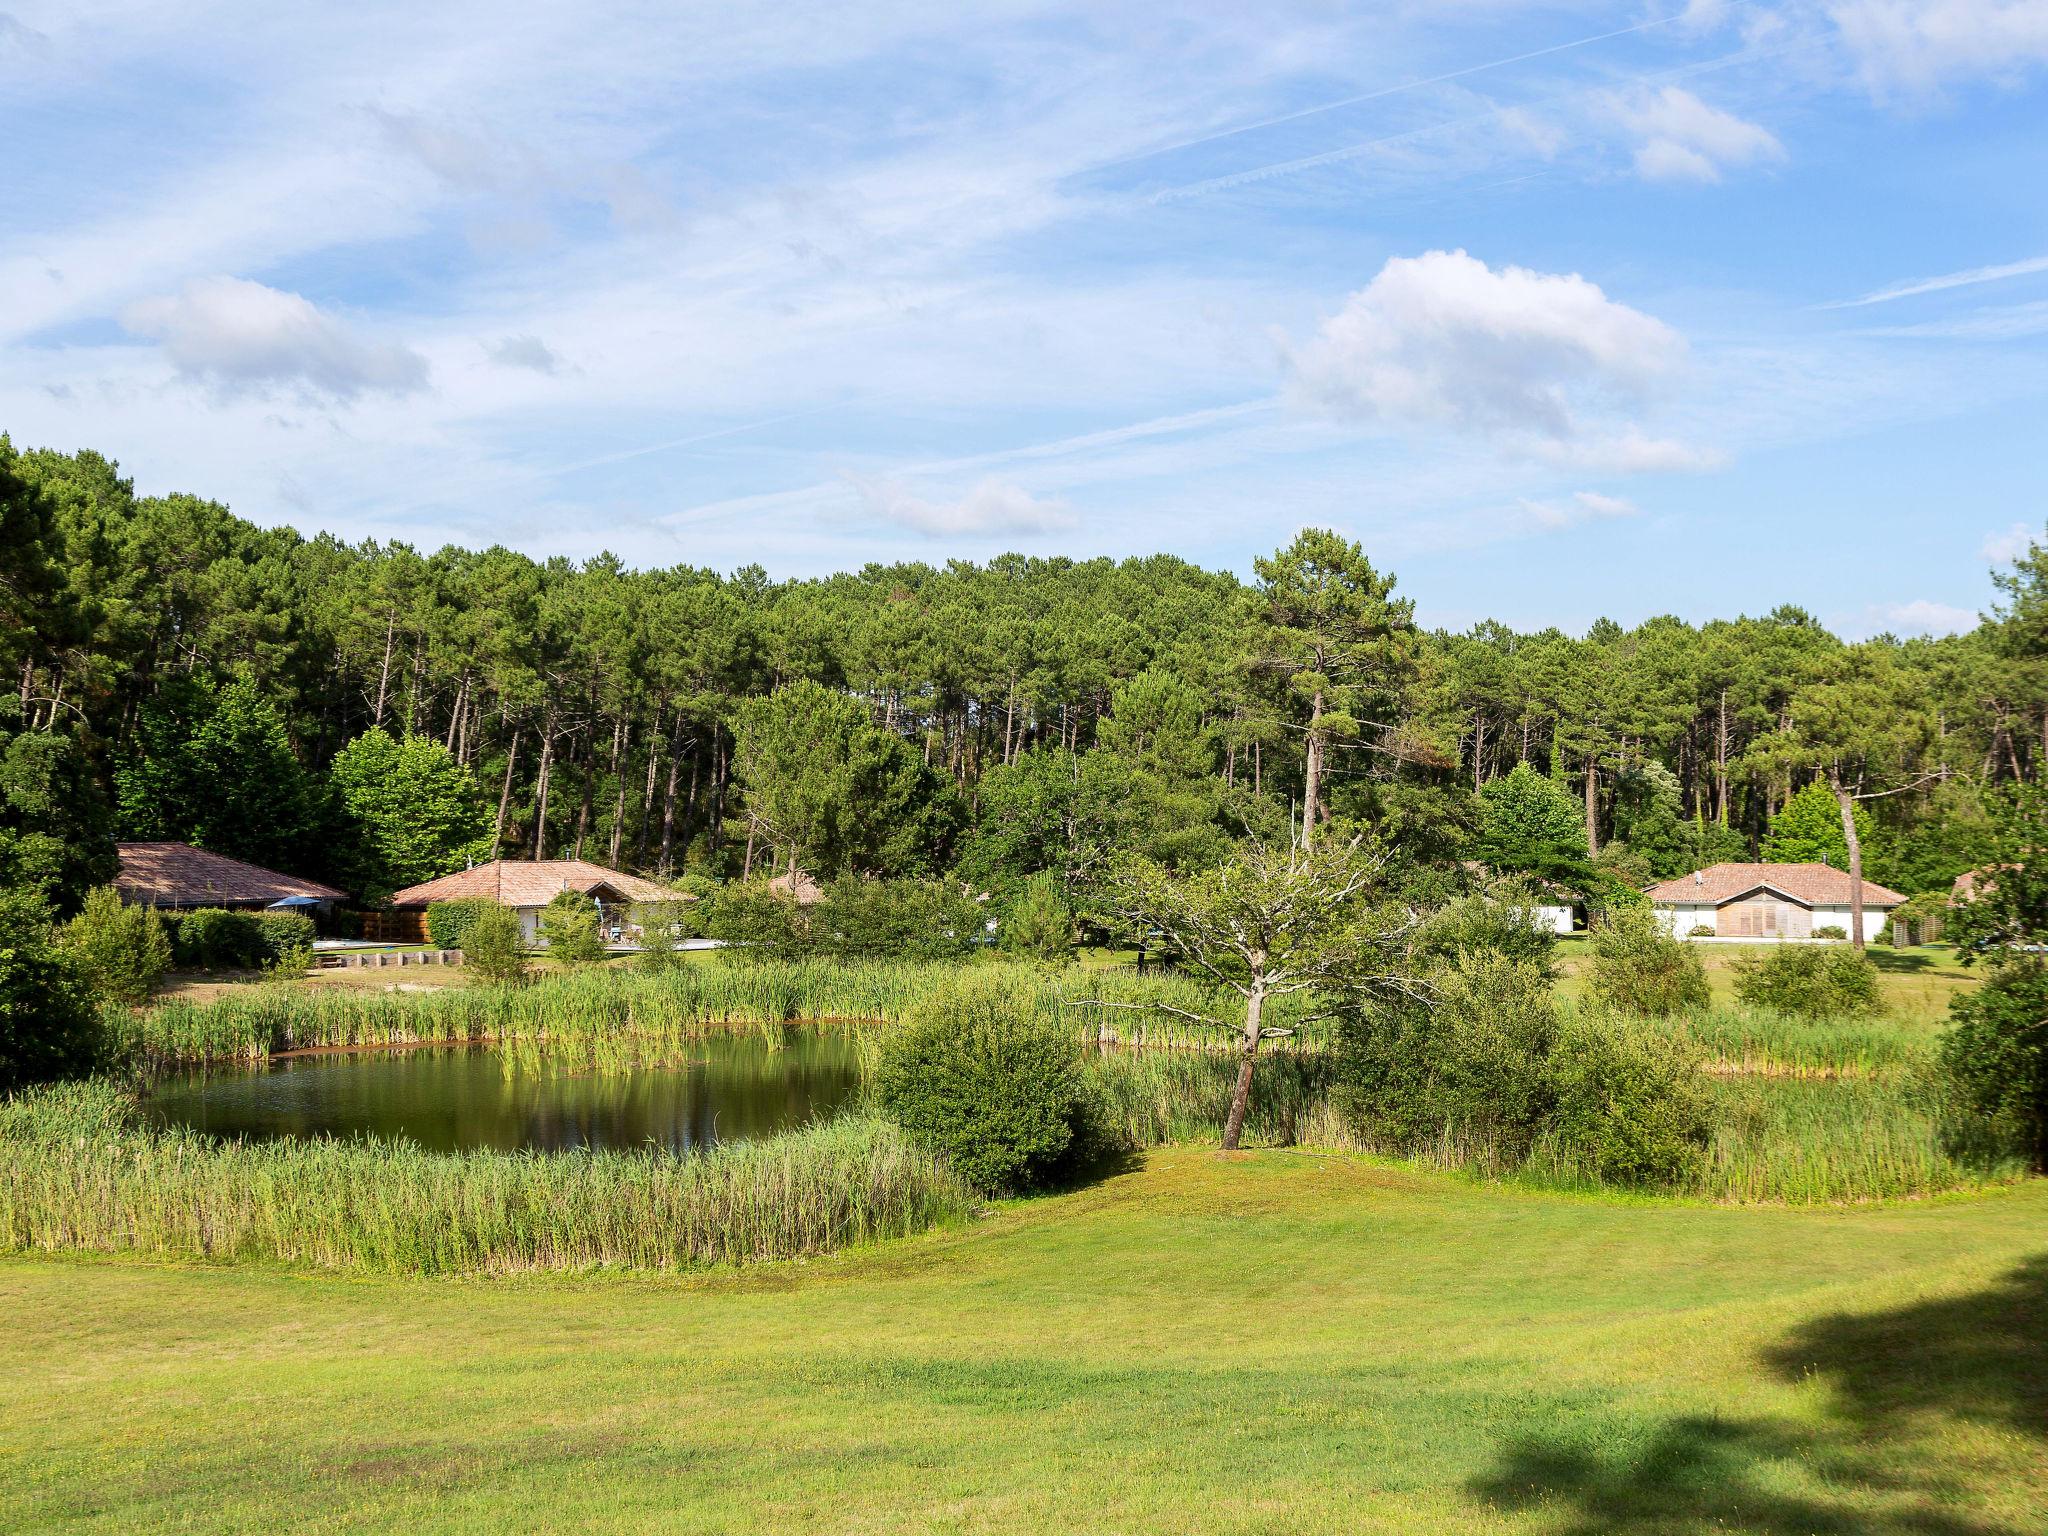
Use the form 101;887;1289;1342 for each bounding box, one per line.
1;434;2035;910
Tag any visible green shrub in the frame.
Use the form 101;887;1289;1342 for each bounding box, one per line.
1587;903;1711;1016
1335;953;1560;1165
703;882;811;961
537;890;606;965
632;901;696;972
1731;944;1882;1021
0;888;101;1093
1546;1015;1714;1186
59;886;171;1006
462;903;527;984
1812;924;1848;941
997;874;1075;963
426;897;497;951
165;907;267;970
1688;924;1716;938
811;878;983;962
1938;958;2048;1171
1410;893;1560;978
254;911;315;973
875;970;1102;1193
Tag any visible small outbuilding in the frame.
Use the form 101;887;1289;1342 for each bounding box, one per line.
114;841;346;912
1644;862;1904;943
390;859;681;946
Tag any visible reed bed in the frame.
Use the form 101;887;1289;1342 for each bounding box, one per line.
1657;1006;1933;1078
114;960;1332;1070
0;1081;973;1275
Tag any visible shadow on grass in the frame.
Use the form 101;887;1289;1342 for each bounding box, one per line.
1471;1256;2047;1535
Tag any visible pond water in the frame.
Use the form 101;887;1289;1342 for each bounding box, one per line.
147;1028;863;1154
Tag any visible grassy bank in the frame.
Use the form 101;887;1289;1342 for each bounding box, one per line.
0;1082;972;1275
3;1149;2042;1534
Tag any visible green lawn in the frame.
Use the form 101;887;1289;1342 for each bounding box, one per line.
1555;938;1979;1026
4;1148;2042;1534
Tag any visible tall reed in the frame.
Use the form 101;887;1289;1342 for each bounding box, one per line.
0;1081;973;1275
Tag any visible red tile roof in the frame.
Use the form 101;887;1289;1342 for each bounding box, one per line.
1642;862;1906;908
115;842;346;907
390;859;681;908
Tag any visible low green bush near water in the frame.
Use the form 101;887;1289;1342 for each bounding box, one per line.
1732;943;1883;1021
162;907;315;973
538;890;605;965
876;970;1106;1193
59;886;171;1005
462;903;527;984
1586;903;1711;1017
0;1079;973;1275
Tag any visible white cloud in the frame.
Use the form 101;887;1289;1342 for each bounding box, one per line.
1285;249;1702;469
1519;489;1641;530
484;334;562;374
1870;598;1978;634
1831;0;2048;95
121;276;429;401
1613;86;1784;184
1830;253;2048;308
846;473;1075;538
1983;522;2036;563
1497;106;1566;159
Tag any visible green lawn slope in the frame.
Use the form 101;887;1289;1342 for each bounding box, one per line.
4;1147;2042;1534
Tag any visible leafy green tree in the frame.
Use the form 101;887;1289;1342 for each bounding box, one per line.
999;873;1077;963
538;889;605;965
59;886;171;1006
1476;763;1588;877
0;889;99;1093
1252;530;1415;846
1099;835;1420;1150
732;680;959;879
1763;780;1870;867
1586;903;1710;1017
0;706;116;914
328;728;494;901
809;878;983;962
115;676;323;872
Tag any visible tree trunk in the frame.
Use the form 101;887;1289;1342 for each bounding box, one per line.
492;728;522;851
608;717;630;867
1584;752;1600;857
1302;691;1325;849
1829;767;1866;950
372;614;396;727
531;722;556;860
1716;689;1730;824
1220;988;1265;1152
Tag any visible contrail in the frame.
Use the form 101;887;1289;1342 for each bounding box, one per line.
1825;254;2048;309
1095;12;1687;172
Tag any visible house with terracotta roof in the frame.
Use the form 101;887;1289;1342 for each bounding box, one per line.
389;859;683;946
1643;862;1906;943
115;841;346;911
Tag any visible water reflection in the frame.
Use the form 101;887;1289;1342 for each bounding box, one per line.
148;1028;863;1154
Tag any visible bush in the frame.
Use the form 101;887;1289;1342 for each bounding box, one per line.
1939;958;2048;1171
1411;893;1559;978
703;883;810;961
997;874;1076;963
536;890;605;966
1688;924;1716;938
1812;924;1848;941
875;971;1102;1193
0;888;101;1093
1587;903;1710;1016
463;903;527;984
811;878;983;963
632;900;696;972
59;886;171;1006
1336;952;1560;1164
426;897;497;951
1546;1015;1714;1186
254;911;315;973
165;907;264;969
1732;944;1882;1020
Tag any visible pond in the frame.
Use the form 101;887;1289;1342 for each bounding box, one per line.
147;1027;863;1154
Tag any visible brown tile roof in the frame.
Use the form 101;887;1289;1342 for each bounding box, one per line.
767;869;825;905
1643;862;1906;908
390;859;681;908
115;842;346;907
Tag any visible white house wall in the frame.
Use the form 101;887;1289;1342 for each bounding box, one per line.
1652;900;1892;941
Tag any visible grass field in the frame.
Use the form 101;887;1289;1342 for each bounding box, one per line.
3;1147;2042;1534
1554;938;1978;1027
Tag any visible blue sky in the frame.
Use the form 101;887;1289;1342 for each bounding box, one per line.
3;2;2046;635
